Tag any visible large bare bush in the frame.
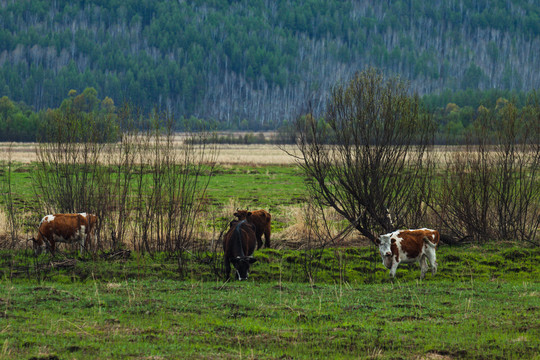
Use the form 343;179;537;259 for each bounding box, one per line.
129;111;218;254
292;68;435;243
436;97;539;244
33;108;112;215
0;143;23;248
31;104;217;255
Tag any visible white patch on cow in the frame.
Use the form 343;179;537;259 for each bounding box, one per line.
41;214;55;224
79;212;87;217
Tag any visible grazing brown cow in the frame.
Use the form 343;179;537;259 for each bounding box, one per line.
223;220;257;281
234;209;271;249
377;228;439;279
32;213;98;255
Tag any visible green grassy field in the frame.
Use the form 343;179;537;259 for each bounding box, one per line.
1;160;539;359
0;245;539;359
2;163;307;209
206;165;308;208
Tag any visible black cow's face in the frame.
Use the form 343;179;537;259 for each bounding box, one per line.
231;256;257;281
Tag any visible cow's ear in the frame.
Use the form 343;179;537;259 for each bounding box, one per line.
247;212;252;217
233;212;239;217
248;257;257;264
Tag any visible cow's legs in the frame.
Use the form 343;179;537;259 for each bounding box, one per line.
389;261;399;278
425;248;437;276
224;257;231;280
46;238;55;254
263;228;271;248
420;256;429;279
79;234;86;254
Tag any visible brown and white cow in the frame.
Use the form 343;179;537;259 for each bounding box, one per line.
377;228;439;279
234;209;271;249
32;213;98;255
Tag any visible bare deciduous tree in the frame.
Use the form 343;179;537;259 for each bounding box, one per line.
292;68;435;243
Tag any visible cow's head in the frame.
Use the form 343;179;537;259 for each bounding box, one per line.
378;233;395;269
31;237;48;255
234;210;252;221
230;256;257;281
87;214;98;228
378;233;394;258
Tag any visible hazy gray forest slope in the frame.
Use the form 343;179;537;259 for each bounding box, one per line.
0;0;539;128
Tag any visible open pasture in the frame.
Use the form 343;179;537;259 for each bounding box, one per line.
0;141;539;359
0;245;539;359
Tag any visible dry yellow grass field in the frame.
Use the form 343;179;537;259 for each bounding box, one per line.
0;140;484;167
0;142;300;165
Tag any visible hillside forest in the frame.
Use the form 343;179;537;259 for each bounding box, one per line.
0;87;538;144
0;0;539;133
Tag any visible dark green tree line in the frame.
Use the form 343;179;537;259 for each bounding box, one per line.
0;0;538;128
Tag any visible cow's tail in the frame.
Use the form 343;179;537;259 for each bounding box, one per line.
423;230;440;248
264;211;271;223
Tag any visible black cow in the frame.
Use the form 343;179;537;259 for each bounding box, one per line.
223;220;257;281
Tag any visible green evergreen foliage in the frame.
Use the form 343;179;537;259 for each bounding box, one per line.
0;88;537;143
0;0;538;130
0;96;38;141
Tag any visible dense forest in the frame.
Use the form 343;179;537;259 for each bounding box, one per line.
1;87;537;143
0;0;539;130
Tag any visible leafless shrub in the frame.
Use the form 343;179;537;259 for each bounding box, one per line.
435;97;539;245
131;111;218;256
0;143;23;248
30;104;218;258
102;104;141;251
32;107;113;252
33;108;112;214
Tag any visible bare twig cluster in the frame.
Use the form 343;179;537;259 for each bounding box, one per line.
293;69;539;246
435;97;539;244
294;69;435;244
30;104;218;256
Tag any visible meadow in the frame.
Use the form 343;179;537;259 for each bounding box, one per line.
0;142;539;359
0;245;539;359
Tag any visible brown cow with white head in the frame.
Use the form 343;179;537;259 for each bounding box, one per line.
234;209;271;249
377;228;439;279
32;213;98;255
